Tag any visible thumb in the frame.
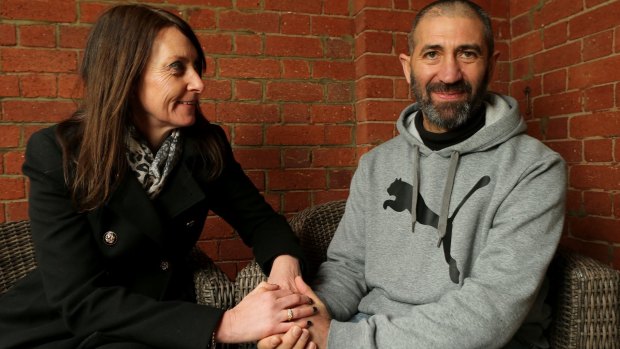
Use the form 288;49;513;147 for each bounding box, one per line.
294;276;317;298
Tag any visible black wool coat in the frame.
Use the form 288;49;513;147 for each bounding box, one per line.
0;125;305;349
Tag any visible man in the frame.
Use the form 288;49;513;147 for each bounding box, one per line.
261;0;566;348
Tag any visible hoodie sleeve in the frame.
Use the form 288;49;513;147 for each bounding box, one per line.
318;153;566;349
313;157;370;320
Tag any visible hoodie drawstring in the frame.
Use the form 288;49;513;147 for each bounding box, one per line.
437;151;460;247
410;145;419;232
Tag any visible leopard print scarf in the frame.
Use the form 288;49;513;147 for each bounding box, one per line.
126;127;182;199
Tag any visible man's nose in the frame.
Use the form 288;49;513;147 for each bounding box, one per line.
437;56;463;84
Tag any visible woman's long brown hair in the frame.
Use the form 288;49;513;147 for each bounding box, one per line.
57;5;225;211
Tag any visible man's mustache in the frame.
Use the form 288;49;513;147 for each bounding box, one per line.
426;80;472;95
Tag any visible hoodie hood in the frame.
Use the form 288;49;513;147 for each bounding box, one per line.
396;93;526;251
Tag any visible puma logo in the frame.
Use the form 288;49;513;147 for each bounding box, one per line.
383;176;491;283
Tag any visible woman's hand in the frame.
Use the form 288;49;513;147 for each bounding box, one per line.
268;254;302;292
257;326;316;349
214;281;315;344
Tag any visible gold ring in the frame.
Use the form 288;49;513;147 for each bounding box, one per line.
286;308;293;322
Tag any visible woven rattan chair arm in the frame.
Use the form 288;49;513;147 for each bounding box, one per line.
548;250;620;349
0;220;37;296
191;248;236;310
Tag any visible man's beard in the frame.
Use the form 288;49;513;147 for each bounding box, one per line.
411;72;488;130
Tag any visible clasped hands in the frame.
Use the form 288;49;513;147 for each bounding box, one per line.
257;276;331;349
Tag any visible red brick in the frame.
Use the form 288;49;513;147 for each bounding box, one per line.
281;60;310;79
325;125;354;145
78;2;112;23
235;81;262;101
0;126;20;148
568;1;620;40
543;116;569;140
356;77;394;99
6;201;28;221
314;190;349;204
583;84;614;111
266;82;323;102
214;102;279;123
511;57;532;81
532;91;582;118
569;55;620;89
1;0;76;22
236;0;261;9
325;1;349;15
59;25;90;49
268;169;327;190
219;58;280;79
584;139;614;163
198;33;233;55
281;104;310;123
196;241;218;261
213;261;237;280
534;0;583;28
355;9;413;33
58;74;82;99
0;24;16;46
311;16;354;37
510;14;532;39
583;191;612;216
202;80;231;101
281;14;311;35
394;33;409;56
356;122;396;145
233;125;263;146
565;189;582;216
201;216;235;240
0;203;4;223
0;177;25;200
615;193;620;218
266;125;325;145
325;38;353;59
265;36;323;58
219;11;279;33
313;148;356;167
616;27;620;54
354;0;392;14
511;31;543;60
570;165;620;191
586;0;610;7
543;21;569;49
355;32;393;57
219;238;253;260
583;30;613;62
533;42;581;73
3;100;76;122
233;148;280;169
168;0;231;5
569;216;620;243
3;151;25;174
187;9;216;30
356;100;410;122
510;0;547;17
20;74;56;98
0;75;19;97
328;170;354;190
545;140;582;163
356;54;404;78
283;192;311;213
265;0;322;14
542;70;566;94
311;105;354;123
560;237;611;266
23;125;46;145
245;171;265;191
20;25;56;48
327;82;353;103
2;48;77;73
613;246;620;270
235;34;262;55
395;79;410;99
570;112;620;139
283;149;311;168
313;61;355;80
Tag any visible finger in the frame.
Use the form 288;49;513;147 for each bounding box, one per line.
257;335;283;349
305;341;317;349
294;277;321;303
292;329;310;349
248;282;280;296
277;293;314;309
286;305;319;322
278;326;307;349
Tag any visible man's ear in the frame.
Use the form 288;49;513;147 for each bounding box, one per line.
399;53;412;84
487;50;500;81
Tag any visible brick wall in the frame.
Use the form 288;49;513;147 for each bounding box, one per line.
1;0;619;275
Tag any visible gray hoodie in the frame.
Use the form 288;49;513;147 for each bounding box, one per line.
314;93;566;348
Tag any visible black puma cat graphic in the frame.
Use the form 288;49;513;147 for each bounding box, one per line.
383;176;491;283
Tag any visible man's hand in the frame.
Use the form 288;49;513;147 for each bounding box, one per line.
268;255;302;292
295;276;330;348
258;326;317;349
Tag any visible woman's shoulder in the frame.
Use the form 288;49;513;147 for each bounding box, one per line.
24;125;64;173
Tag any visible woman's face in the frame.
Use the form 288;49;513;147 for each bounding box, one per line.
133;26;204;147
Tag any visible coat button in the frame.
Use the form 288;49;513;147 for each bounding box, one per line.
186;220;195;228
103;231;117;246
160;260;170;271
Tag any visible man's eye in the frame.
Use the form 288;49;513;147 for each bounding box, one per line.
460;51;478;59
424;51;438;59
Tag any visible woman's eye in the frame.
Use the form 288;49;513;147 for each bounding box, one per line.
169;61;185;73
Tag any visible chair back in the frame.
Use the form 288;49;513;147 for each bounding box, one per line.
0;220;37;295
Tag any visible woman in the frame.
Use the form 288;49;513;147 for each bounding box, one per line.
0;5;315;349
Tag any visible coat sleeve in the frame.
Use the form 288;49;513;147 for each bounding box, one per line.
203;126;306;275
315;153;567;349
23;128;222;349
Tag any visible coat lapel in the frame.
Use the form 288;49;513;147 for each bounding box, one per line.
155;161;206;219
